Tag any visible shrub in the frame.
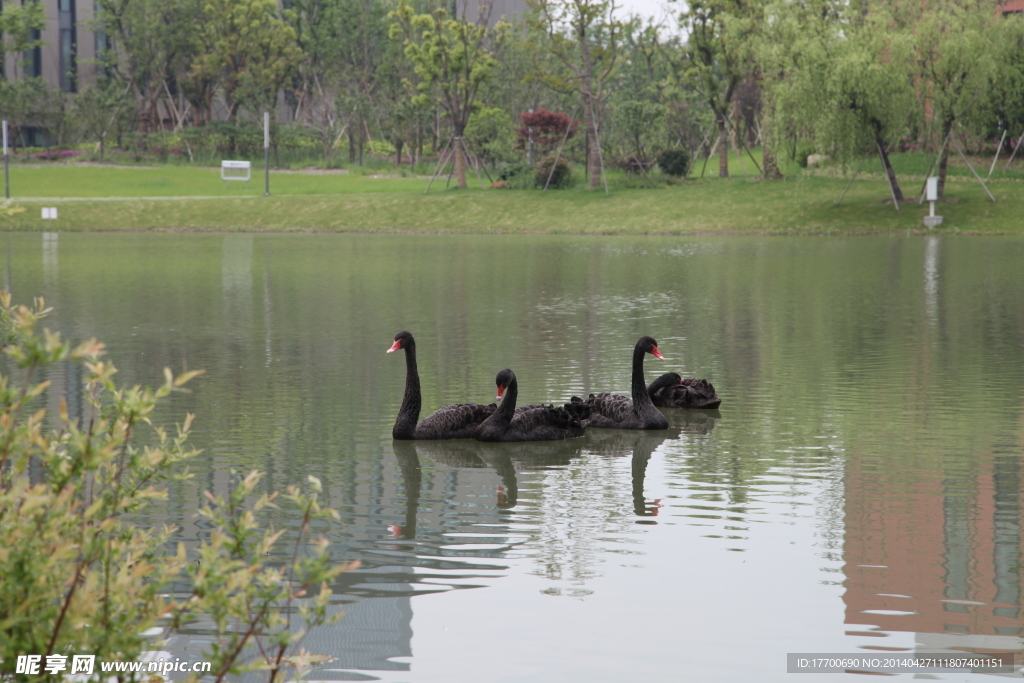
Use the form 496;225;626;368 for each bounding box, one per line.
534;154;573;189
516;109;580;157
0;292;355;683
657;148;691;177
496;159;533;189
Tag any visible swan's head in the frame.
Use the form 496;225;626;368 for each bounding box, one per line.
388;331;414;354
494;368;515;400
638;336;665;360
650;372;683;392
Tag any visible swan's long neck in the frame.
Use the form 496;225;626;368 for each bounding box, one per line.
393;342;421;440
630;343;655;414
495;375;518;422
478;374;517;441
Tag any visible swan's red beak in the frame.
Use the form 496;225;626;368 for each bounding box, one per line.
387;340;401;353
496;385;506;400
651;345;665;360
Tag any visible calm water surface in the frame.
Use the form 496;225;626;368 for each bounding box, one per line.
6;233;1024;682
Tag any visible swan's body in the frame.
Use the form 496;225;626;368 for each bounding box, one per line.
388;331;496;440
476;369;587;442
572;336;669;430
647;372;722;409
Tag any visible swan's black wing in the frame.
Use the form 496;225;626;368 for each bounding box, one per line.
502;404;586;442
572;392;641;429
414;402;497;439
666;379;721;409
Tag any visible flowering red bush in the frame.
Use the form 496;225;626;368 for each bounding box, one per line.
516;109;579;156
34;150;82;161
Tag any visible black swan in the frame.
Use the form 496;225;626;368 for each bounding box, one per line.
571;336;669;430
647;372;722;409
475;369;588;442
388;331;496;440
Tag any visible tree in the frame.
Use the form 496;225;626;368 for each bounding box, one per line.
75;79;134;161
0;0;47;152
0;0;46;77
0;292;354;683
93;0;198;133
527;0;623;189
766;0;916;200
390;1;508;189
191;0;302;123
672;0;759;179
615;99;666;166
912;0;1008;196
516;108;579;157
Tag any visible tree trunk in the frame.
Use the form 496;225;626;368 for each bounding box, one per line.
717;115;729;178
453;135;468;189
582;92;601;189
760;111;782;180
395;140;404;168
579;35;602;190
876;137;904;202
937;120;953;198
762;142;781;180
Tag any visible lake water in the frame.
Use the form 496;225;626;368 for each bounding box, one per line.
6;232;1024;682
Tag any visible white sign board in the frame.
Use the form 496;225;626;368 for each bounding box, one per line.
221;160;251;182
42;207;58;219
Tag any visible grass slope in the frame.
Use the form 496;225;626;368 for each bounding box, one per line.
5;163;1022;235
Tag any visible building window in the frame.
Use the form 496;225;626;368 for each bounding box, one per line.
59;0;78;92
21;0;42;79
94;1;111;77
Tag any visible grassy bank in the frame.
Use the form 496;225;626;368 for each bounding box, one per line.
4;163;1022;235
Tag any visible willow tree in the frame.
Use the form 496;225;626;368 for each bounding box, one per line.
527;0;623;190
769;0;916;201
673;0;758;179
913;0;1009;197
390;1;507;189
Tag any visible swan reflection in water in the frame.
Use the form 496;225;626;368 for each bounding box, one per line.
584;409;721;520
388;439;583;537
389;409;719;536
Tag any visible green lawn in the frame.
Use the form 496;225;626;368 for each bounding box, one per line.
3;160;1022;235
14;163;429;198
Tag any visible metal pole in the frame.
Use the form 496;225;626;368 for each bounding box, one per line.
263;111;270;197
3;120;9;199
988;129;1007;178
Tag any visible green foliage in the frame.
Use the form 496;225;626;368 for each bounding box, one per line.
0;78;48;152
389;1;508;187
74;80;135;162
465;106;518;163
497;159;535;189
657;148;690;177
616;99;667;161
534;154;573;188
192;0;303;118
0;292;352;683
526;0;624;189
0;201;26;219
0;0;46;69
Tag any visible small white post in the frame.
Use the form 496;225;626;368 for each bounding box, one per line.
923;177;943;228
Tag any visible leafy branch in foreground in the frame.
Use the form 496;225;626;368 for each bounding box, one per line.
0;291;355;683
